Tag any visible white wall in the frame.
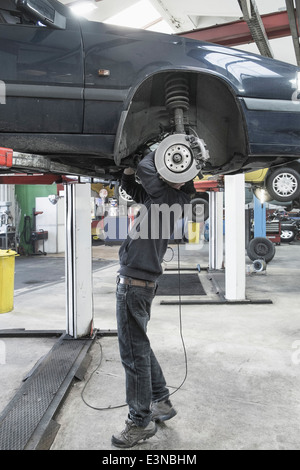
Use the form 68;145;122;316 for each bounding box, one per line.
35;196;65;254
0;185;15;220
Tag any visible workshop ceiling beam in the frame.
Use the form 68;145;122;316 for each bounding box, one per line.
178;10;292;48
286;0;300;65
296;0;300;24
238;0;273;57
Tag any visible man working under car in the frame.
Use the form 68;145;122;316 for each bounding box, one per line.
112;150;195;448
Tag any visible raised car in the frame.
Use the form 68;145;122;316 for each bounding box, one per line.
1;0;300;183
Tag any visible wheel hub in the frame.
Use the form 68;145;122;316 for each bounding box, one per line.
255;243;268;256
164;144;192;173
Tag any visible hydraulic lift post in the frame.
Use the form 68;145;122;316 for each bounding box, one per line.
65;182;93;339
224;174;246;301
254;194;266;238
0;148;94;338
194;178;224;271
209;191;224;271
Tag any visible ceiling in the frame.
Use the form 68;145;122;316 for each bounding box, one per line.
60;0;300;65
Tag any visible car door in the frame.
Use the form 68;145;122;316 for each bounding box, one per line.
0;1;84;134
80;20;136;136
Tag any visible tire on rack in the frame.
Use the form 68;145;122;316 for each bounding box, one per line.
247;237;276;263
266;167;300;202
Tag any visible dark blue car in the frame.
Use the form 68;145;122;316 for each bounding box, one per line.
0;0;300;182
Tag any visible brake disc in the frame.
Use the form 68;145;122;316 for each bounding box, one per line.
155;134;199;184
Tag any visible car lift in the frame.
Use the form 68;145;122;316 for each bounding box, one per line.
0;147;113;450
162;174;273;306
0;148;272;450
176;175;247;303
0;147;97;338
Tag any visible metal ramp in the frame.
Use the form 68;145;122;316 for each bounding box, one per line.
0;333;94;450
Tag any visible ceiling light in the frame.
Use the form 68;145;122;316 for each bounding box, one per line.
104;0;160;30
70;1;97;16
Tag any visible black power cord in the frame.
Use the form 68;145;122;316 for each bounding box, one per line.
169;242;188;397
81;243;188;411
80;340;127;411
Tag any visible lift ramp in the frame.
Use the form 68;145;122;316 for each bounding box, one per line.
0;333;95;450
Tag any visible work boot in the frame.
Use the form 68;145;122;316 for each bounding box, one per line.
151;399;177;422
111;419;157;448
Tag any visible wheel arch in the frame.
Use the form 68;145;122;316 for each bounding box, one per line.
114;69;248;170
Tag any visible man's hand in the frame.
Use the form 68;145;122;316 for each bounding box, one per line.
124;168;135;175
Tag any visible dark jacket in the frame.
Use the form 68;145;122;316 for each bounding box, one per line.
118;151;190;281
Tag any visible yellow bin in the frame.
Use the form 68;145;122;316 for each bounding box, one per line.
188;222;200;244
0;250;17;314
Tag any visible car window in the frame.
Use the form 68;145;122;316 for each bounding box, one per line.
0;0;41;25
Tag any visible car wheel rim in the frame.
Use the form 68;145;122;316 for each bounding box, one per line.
273;173;298;197
281;230;294;239
119;187;133;203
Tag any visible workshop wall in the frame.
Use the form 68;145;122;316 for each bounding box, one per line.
15;185;56;255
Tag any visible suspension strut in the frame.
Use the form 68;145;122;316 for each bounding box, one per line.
155;73;209;183
165;74;190;134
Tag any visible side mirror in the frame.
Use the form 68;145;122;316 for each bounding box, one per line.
17;0;66;29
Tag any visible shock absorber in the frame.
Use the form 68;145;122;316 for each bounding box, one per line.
155;73;209;184
165;74;190;134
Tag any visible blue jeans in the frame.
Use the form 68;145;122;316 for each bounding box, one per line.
116;281;169;427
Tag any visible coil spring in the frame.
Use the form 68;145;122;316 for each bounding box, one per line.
165;74;190;111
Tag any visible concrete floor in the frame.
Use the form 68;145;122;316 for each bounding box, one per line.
1;240;300;450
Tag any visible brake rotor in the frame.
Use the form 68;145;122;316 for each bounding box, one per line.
155;134;199;184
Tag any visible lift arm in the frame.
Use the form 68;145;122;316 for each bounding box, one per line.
0;146;103;179
0;148;99;184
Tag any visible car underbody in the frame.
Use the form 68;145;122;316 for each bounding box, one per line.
1;71;298;183
1;0;300;182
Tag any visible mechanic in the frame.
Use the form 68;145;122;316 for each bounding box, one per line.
112;150;194;448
